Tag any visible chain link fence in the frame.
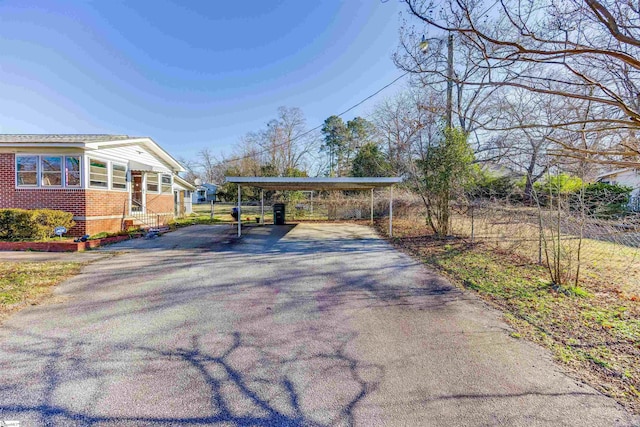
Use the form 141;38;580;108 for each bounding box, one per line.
386;192;640;292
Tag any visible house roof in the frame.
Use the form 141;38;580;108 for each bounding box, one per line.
596;168;634;179
0;134;184;172
224;176;402;191
0;134;132;143
173;175;197;191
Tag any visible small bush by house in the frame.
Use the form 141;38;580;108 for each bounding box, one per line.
0;209;75;241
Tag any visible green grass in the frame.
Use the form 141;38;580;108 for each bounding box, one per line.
0;262;84;318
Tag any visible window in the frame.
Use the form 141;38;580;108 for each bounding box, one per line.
65;156;81;187
89;158;108;188
146;173;159;192
41;156;63;186
16;156;38;186
112;164;127;190
161;174;172;193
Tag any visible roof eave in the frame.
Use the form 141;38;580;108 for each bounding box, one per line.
0;142;86;149
88;137;185;172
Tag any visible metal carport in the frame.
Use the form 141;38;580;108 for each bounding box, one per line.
224;177;403;237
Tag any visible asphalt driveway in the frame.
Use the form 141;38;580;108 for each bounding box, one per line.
0;223;636;426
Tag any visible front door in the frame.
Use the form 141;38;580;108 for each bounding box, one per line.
132;172;144;212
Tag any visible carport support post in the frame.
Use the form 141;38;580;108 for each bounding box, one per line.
389;186;393;237
261;189;264;225
370;188;374;225
237;184;241;237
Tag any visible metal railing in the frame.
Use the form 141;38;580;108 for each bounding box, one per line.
129;198;173;230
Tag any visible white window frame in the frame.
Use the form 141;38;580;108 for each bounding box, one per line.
111;163;128;191
65;156;82;187
16;154;84;188
88;157;109;189
161;174;172;194
41;156;64;187
146;172;159;193
15;155;39;187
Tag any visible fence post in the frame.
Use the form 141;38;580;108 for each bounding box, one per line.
210;201;214;219
538;210;543;264
471;204;475;243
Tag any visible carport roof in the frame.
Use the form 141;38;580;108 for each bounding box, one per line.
224;176;402;191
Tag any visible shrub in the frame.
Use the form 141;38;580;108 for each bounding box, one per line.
579;182;632;218
0;208;75;241
469;170;520;201
0;209;32;240
534;173;583;196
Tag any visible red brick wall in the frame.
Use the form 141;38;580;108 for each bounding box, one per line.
146;192;174;213
0;153;87;216
85;190;129;217
1;153;178;236
1;153;131;236
84;218;126;236
0;153;17;208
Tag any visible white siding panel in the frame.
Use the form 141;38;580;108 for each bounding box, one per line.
94;145;172;172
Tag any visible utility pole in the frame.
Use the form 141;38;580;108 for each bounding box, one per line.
446;32;454;129
420;32;454;128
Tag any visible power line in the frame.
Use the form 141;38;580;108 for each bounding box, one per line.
215;72;409;166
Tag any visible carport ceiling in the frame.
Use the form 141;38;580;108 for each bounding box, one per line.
224;177;402;191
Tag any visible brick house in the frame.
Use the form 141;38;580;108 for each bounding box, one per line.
0;134;195;236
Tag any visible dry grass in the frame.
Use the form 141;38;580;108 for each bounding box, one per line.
378;216;640;414
449;207;640;297
0;261;84;322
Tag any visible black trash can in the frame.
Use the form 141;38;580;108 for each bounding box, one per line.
273;203;285;225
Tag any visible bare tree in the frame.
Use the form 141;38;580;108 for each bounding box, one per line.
373;89;438;174
197;148;219;184
400;0;640;163
394;15;506;136
176;156;201;184
258;107;317;176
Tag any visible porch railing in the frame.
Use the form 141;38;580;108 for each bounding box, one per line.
129;198;173;230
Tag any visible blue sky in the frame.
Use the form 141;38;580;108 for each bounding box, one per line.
0;1;407;160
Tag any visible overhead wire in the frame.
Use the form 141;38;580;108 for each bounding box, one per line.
216;72;409;166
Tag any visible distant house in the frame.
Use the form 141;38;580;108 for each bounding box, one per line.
192;183;217;204
0;134;195;236
597;168;640;210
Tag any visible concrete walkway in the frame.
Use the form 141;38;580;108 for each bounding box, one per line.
0;223;636;426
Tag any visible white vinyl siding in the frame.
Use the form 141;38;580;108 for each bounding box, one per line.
89;158;108;188
97;146;172;172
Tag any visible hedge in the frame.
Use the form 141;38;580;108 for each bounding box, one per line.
0;209;75;241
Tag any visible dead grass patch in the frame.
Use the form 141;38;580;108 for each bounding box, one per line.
0;261;84;323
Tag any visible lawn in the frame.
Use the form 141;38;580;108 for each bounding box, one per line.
189;202;333;223
377;216;640;414
0;261;84;322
